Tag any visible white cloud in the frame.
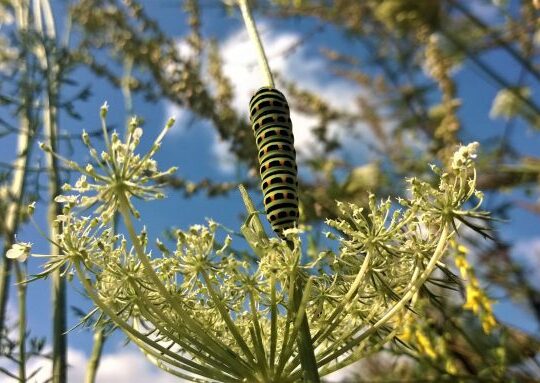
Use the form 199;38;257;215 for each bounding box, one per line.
2;345;175;383
165;23;363;173
95;349;177;383
220;24;360;155
513;237;540;288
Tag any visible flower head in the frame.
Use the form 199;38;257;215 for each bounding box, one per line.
6;242;32;262
43;107;177;222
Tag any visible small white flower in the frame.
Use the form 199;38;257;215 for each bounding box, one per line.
100;101;109;118
28;202;36;215
6;242;32;262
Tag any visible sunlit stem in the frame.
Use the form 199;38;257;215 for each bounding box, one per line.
238;0;275;88
130;283;253;379
292;277;320;383
318;225;450;367
269;274;278;373
116;192;250;374
199;269;257;364
15;263;27;382
73;262;225;381
84;328;105;383
0;0;33;337
248;289;269;378
33;0;67;379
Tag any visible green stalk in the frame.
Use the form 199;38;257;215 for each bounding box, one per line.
15;263;27;382
269;274;278;374
248;290;269;378
0;0;34;339
84;329;105;383
199;270;257;364
33;1;67;380
238;0;275;88
116;192;252;374
73;262;228;381
318;225;450;367
46;110;67;383
292;277;320;383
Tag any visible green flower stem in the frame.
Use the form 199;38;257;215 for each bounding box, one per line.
73;262;228;381
131;287;253;379
85;328;105;383
116;192;253;374
292;278;320;383
248;289;269;378
33;0;68;379
312;250;374;346
318;225;450;367
15;263;27;382
269;274;278;373
238;0;274;88
274;254;301;378
199;269;257;364
0;0;34;334
277;277;317;381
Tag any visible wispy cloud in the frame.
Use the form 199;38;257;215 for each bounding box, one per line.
513;237;540;288
1;345;175;383
165;23;363;173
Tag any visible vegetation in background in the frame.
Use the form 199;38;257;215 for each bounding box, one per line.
0;0;539;382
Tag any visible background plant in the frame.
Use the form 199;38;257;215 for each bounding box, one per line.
0;0;539;382
32;111;487;382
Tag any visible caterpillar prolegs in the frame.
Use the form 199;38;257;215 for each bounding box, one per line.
249;87;299;237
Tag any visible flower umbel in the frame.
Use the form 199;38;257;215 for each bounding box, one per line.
30;110;490;383
41;106;176;223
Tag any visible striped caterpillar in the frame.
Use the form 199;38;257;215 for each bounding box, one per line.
249;87;299;237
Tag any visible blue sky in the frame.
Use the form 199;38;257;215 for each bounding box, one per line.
1;1;539;381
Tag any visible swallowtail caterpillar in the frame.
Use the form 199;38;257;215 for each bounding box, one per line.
249;87;299;237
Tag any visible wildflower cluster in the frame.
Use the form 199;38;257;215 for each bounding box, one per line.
41;103;177;223
400;305;459;376
453;242;497;334
15;105;489;382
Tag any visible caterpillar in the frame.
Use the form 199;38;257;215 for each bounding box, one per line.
249;87;299;237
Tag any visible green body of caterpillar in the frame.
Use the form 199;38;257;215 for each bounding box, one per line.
249;87;299;237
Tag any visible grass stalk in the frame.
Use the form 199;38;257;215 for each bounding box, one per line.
0;0;34;345
84;328;105;383
33;0;67;380
15;263;27;382
238;0;275;88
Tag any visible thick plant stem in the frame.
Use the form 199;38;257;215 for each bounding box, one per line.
34;0;67;379
42;46;67;383
238;0;275;88
0;111;32;332
15;263;27;382
0;0;33;334
293;279;320;383
85;329;105;383
47;109;67;383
